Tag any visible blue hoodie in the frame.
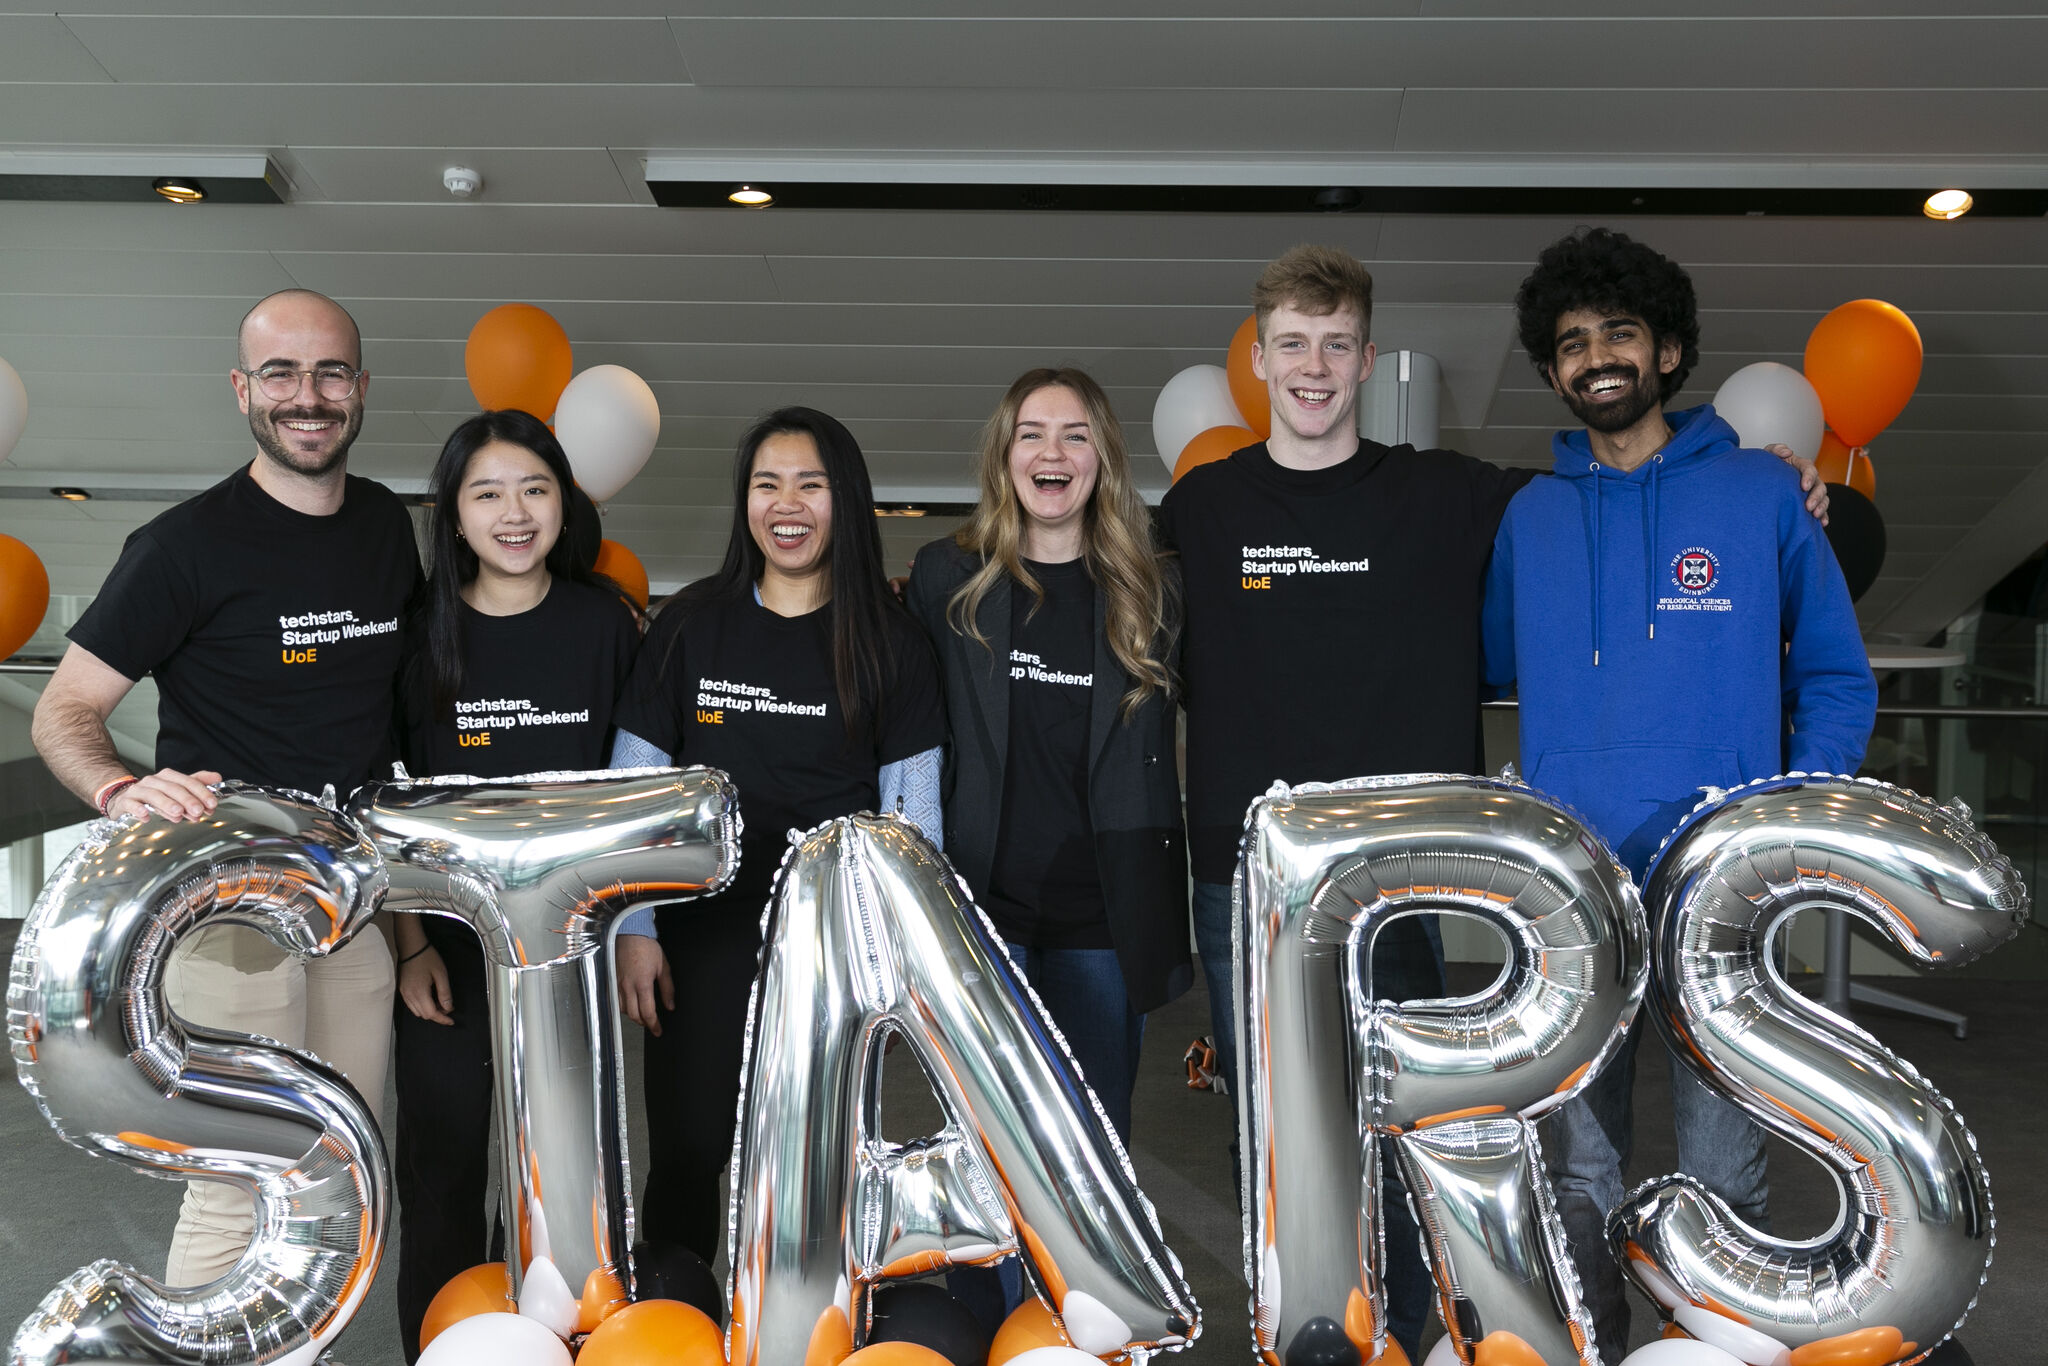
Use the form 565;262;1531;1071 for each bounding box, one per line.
1481;405;1876;878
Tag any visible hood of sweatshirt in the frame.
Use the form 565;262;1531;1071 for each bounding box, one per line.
1549;404;1740;663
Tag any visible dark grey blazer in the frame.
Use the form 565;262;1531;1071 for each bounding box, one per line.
904;537;1192;1013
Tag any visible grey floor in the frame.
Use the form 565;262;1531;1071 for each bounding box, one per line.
2;923;2036;1364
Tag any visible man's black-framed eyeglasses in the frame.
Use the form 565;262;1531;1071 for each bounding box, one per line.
240;364;362;402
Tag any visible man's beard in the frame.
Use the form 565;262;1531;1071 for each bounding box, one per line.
1562;365;1662;434
249;401;361;477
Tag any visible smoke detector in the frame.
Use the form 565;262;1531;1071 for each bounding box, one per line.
442;166;483;199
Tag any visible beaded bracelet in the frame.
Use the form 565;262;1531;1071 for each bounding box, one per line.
94;776;139;816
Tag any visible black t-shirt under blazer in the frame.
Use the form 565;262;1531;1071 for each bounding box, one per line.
905;538;1192;1013
984;558;1111;949
69;465;421;797
1159;440;1534;884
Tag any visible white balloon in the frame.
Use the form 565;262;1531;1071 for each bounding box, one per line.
1672;1305;1791;1366
1151;363;1246;470
1005;1348;1108;1366
1423;1334;1463;1366
417;1311;573;1366
1619;1337;1747;1366
516;1254;579;1338
1711;361;1825;464
554;363;660;502
0;357;26;462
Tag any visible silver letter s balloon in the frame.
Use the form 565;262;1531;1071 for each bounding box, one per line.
1240;775;1645;1366
8;785;388;1365
1610;776;2029;1363
350;766;738;1321
727;813;1199;1365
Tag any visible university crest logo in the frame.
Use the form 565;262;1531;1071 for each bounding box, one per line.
1673;547;1719;594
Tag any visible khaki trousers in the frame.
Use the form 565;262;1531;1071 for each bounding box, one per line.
161;922;395;1286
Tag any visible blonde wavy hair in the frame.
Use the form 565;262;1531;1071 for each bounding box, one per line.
949;368;1174;718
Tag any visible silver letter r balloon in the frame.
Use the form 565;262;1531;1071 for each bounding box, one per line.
1239;774;1645;1366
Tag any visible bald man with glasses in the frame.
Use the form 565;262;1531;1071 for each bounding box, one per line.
33;287;421;1284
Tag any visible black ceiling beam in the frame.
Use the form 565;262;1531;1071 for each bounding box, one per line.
651;180;2048;218
0;174;284;205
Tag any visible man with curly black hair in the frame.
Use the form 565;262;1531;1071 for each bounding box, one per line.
1483;228;1876;1360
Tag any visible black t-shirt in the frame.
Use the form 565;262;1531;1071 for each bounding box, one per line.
984;559;1108;949
1158;440;1536;883
400;577;639;779
69;465;420;796
612;589;945;914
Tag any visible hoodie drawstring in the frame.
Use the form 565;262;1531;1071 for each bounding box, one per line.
1583;453;1664;666
1646;453;1663;642
1586;461;1602;666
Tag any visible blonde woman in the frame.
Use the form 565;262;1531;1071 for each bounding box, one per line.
905;368;1190;1145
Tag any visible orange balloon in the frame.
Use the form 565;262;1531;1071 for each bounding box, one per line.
1787;1325;1907;1366
0;534;50;659
594;538;650;609
804;1304;854;1366
1227;314;1273;440
1369;1339;1413;1366
1815;430;1877;504
418;1262;513;1351
579;1264;627;1334
1473;1330;1549;1366
577;1298;725;1365
1661;1320;1692;1340
840;1345;952;1366
1172;424;1257;482
1803;299;1922;447
988;1298;1069;1363
465;303;574;419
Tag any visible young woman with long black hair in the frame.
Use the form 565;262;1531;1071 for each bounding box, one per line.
390;409;639;1361
904;368;1190;1145
609;406;944;1263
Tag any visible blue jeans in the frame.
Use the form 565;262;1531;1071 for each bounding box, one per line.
1005;942;1144;1143
1546;1022;1770;1365
951;942;1144;1332
1192;879;1442;1362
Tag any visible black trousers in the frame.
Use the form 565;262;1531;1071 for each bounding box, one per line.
638;903;764;1261
392;921;496;1364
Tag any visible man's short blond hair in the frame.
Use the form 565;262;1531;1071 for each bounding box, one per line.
1252;245;1375;342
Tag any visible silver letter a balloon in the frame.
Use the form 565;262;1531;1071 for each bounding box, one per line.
726;813;1199;1365
1239;775;1645;1366
8;785;388;1365
350;766;739;1318
1610;776;2029;1363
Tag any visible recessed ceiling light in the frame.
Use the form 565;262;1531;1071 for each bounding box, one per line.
50;487;90;501
873;504;927;518
1923;189;1973;220
152;176;204;205
728;185;773;207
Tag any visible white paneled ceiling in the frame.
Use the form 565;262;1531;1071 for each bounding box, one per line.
1;1;2044;648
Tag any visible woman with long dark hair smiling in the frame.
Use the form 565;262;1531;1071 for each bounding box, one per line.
609;406;944;1264
390;409;639;1361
